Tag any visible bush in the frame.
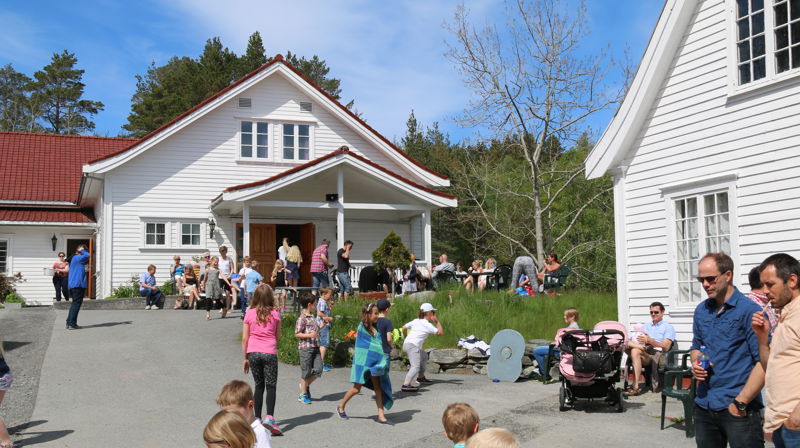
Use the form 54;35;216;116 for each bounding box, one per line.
0;272;24;302
159;280;175;295
4;293;24;303
109;276;139;298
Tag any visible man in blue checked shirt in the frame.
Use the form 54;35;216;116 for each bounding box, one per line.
691;252;765;448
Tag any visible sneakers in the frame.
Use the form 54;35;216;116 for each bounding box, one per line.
323;364;332;372
145;305;151;310
262;416;283;436
416;376;433;383
299;394;312;404
401;384;419;392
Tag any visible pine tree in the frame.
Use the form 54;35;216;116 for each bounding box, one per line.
198;37;239;96
285;51;342;100
29;50;104;134
0;64;39;132
238;31;268;77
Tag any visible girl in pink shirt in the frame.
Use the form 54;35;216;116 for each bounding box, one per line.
242;284;283;436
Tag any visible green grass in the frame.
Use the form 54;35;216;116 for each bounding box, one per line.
271;288;617;365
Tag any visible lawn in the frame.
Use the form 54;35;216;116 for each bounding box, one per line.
272;287;618;365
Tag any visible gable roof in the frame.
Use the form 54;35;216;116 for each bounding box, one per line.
0;132;138;203
585;0;698;179
85;54;448;184
216;147;456;206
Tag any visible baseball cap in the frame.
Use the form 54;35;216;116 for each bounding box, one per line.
420;303;437;312
376;298;391;311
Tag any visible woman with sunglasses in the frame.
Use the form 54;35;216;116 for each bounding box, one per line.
52;252;70;302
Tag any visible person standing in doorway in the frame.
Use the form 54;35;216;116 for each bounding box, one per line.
218;246;236;313
52;251;70;302
691;252;764;448
277;237;288;264
337;241;354;303
310;239;332;289
66;244;90;330
285;244;302;288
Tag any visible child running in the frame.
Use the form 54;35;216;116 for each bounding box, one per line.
244;260;264;316
295;293;323;404
215;380;272;447
237;256;253;317
337;302;394;425
203;410;256;448
401;302;443;392
0;341;13;448
316;287;335;372
203;256;224;320
242;284;283;436
442;403;480;448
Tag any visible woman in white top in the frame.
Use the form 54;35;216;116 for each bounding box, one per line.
400;302;443;392
217;246;236;313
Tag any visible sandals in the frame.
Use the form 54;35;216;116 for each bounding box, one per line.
623;387;640;397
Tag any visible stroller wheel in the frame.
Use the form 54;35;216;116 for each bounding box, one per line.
558;383;568;412
616;387;624;413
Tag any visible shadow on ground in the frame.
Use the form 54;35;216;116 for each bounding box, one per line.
11;420;73;446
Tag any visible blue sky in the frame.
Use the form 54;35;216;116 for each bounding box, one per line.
1;0;663;145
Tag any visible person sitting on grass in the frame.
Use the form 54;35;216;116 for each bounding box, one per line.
532;307;580;380
139;264;163;310
295;294;323;404
466;428;521;448
442;402;480;448
401;303;443;392
215;380;271;448
203;410;255;448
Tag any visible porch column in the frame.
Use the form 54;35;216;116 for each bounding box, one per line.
337;166;344;248
243;202;250;257
423;208;432;266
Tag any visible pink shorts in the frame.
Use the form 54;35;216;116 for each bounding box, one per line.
0;372;13;391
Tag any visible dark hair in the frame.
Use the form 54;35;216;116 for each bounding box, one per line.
759;253;800;284
548;252;559;262
649;301;665;312
701;252;734;276
361;303;377;334
322;238;330;245
344;240;353;246
748;266;764;289
300;292;316;309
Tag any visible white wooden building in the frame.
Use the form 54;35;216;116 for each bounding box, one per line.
0;55;456;304
586;0;800;347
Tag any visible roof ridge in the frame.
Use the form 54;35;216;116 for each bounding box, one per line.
0;131;139;141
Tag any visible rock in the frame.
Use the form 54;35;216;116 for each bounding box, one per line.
391;359;408;371
391;348;402;360
407;290;436;302
442;366;473;375
429;348;467;365
521;355;533;367
425;361;442;374
473;364;488;375
468;348;489;361
521;366;538;378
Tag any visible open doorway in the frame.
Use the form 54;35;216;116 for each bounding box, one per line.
236;223;315;285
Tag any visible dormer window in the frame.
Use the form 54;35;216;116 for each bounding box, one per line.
733;0;800;88
240;121;269;160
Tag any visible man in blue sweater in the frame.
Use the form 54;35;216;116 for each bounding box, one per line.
66;245;90;330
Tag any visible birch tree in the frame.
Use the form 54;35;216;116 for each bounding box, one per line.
446;0;626;268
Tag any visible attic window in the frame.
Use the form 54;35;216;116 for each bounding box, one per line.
238;97;252;109
300;102;312;112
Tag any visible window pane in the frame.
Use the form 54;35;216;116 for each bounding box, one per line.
146;234;155;245
777;26;790;49
182;234;191;245
677;240;687;259
707;237;719;253
689;218;698;238
256;134;268;146
283;135;293;149
299;148;309;160
241;133;252;145
740;63;752;84
753;35;766;56
298;124;309;136
719;213;730;234
679;282;690;303
146;223;154;233
704;194;716;215
182;224;190;234
754;57;767;79
718;193;729;212
678;260;688;280
739;18;751;40
256;122;268;134
721;236;731;254
257;146;267;158
157;223;165;233
776;2;789;25
792;22;800;44
241;121;252;132
676;200;685;220
706;215;717;236
192;234;200;246
690;239;699;258
792;45;800;69
299;136;309;149
687;198;697;217
752;0;764;12
156;234;165;245
283;147;294;159
792;0;800;19
752;12;765;35
739;41;751;61
283;124;294;136
738;0;749;18
241;145;252;157
777;49;791;72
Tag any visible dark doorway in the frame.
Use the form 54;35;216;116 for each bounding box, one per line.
276;225;302;253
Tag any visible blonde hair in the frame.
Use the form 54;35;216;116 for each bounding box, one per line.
202;410;256;448
243;256;251;263
215;380;253;408
466;428;521;448
286;245;302;263
442;402;480;443
564;307;579;322
250;260;259;269
272;259;284;278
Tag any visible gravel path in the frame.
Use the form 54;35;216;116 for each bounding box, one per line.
0;308;56;444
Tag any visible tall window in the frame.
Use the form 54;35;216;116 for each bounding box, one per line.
181;223;201;246
282;123;310;161
735;0;800;86
736;0;766;84
674;192;732;304
145;223;166;246
774;0;800;73
0;239;7;272
240;121;269;159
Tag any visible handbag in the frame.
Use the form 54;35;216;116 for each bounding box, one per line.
572;350;613;374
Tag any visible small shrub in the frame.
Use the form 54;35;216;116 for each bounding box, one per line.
109;276;139;298
0;272;24;302
159;280;175;295
4;293;24;303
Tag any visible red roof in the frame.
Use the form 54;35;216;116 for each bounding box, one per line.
0;208;95;223
87;55;448;181
0;132;138;202
221;148;456;200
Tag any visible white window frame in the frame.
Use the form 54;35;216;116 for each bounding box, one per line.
728;0;800;96
179;222;204;248
0;236;11;274
280;122;314;162
662;174;739;311
142;221;169;248
238;120;271;161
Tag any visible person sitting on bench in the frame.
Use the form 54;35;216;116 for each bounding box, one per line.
624;301;675;395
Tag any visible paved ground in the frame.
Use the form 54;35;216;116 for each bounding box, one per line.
3;308;701;447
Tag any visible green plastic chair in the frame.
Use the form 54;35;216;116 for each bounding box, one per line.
543;264;571;292
661;350;696;438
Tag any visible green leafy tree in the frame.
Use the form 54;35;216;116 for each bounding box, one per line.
372;231;411;294
29;50;104;134
0;63;39;132
198;37;239;95
285;51;342;100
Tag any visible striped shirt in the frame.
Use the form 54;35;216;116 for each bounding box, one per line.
310;244;328;273
295;313;320;349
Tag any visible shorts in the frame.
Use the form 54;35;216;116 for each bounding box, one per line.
183;284;196;295
299;347;322;379
0;372;13;391
318;327;331;347
219;278;231;292
337;272;353;294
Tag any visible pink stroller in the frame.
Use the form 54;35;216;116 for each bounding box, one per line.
556;321;627;412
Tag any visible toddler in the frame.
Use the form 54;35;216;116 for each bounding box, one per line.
442;402;480;448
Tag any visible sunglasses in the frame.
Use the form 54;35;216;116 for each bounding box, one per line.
650;311;661;315
696;273;723;284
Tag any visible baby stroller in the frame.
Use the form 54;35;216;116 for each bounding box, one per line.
556;321;627;412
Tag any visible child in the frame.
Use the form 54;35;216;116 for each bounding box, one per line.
270;260;289;311
316;287;335;372
628;322;646;347
244;259;263;318
184;264;201;309
376;299;394;357
236;256;253;316
401;302;443;392
242;284;283;436
533;307;579;378
442;402;480;448
203;410;256;448
215;380;272;447
466;428;521;448
295;293;322;404
0;341;13;448
203;256;224;320
285;244;302;287
337;302;394;425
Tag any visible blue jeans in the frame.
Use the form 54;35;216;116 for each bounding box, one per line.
141;289;163;308
774;425;800;448
336;272;353;293
694;404;764;448
319;327;330;347
240;289;248;314
533;345;559;375
312;271;329;288
66;287;84;327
